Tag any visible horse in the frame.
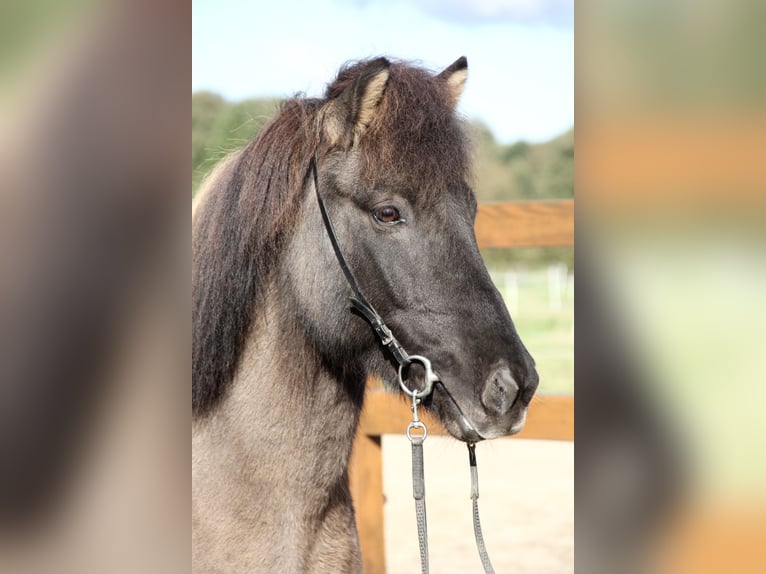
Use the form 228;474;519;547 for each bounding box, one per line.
192;56;539;573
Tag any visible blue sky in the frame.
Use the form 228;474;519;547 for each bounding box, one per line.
192;0;573;144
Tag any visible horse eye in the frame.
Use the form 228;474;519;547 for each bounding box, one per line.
372;206;403;225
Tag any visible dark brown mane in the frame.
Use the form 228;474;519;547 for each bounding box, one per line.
192;59;471;416
192;98;320;415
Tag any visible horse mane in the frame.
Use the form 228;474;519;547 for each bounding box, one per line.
193;58;471;416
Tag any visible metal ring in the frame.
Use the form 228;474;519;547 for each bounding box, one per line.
398;355;437;399
406;421;428;444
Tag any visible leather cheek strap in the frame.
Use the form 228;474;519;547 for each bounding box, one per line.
309;154;410;368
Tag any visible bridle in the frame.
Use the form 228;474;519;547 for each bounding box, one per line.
309;155;498;574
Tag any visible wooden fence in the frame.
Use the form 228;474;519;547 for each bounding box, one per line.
348;199;575;574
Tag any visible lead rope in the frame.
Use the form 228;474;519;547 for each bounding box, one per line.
469;443;496;574
399;358;436;574
408;394;429;574
405;394;497;574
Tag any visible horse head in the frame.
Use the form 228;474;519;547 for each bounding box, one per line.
284;57;539;440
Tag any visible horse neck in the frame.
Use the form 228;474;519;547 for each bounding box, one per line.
193;286;365;568
229;289;364;478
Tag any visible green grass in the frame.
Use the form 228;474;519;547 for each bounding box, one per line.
488;263;574;395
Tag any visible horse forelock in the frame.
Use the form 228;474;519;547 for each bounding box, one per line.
193;58;472;416
354;61;472;202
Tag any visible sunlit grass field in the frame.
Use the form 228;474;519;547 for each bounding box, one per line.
488;264;574;395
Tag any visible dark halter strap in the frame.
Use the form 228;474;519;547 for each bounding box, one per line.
309;154;410;367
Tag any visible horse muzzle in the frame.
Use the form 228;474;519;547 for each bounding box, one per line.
430;361;539;442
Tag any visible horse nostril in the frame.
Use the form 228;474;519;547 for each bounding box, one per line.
481;367;520;416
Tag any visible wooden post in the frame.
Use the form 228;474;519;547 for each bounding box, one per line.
349;432;385;574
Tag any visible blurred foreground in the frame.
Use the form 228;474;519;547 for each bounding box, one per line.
577;1;766;572
0;1;188;572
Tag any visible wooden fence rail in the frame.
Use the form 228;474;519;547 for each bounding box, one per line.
475;200;574;248
348;199;575;574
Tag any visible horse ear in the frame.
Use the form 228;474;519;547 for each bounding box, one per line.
323;57;391;148
438;56;468;109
